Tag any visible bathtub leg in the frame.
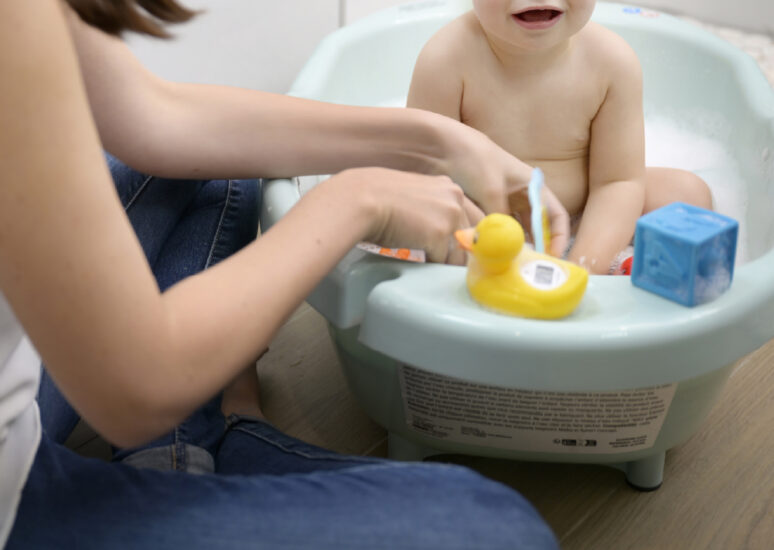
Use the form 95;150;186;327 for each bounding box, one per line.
624;452;665;491
388;432;440;461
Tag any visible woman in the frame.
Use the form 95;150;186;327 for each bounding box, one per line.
0;1;566;548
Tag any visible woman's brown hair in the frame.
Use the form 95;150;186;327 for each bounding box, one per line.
66;0;196;38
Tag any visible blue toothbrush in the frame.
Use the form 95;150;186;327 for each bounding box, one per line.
528;168;546;253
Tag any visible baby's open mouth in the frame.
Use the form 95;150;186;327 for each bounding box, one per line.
514;9;563;23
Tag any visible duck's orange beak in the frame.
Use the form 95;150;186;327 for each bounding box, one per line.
454;227;475;252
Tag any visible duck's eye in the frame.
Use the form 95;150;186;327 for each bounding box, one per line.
473;232;479;244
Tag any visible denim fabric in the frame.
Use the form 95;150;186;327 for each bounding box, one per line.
15;156;560;549
10;419;559;550
106;155;259;291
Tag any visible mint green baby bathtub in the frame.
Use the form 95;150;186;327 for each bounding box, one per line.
260;1;774;490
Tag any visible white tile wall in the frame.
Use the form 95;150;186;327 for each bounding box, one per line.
347;0;774;33
344;0;410;24
126;0;339;92
125;0;772;93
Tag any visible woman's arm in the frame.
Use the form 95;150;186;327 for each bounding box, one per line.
64;4;567;227
0;0;473;447
68;3;445;181
568;33;646;274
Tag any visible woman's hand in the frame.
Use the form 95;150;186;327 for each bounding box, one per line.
63;19;568;255
317;167;484;265
432;118;570;257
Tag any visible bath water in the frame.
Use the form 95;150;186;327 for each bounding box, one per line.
645;113;748;264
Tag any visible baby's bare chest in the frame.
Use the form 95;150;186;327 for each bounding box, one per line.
459;70;607;214
460;73;604;163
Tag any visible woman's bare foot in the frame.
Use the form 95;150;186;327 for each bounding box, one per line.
221;362;265;419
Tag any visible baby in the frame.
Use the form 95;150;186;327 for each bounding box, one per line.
407;0;712;274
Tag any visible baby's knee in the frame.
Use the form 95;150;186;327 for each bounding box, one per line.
676;170;713;210
645;168;713;213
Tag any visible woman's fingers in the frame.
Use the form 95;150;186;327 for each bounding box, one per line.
443;185;481;265
462;196;485;228
446;236;468;266
425;177;480;265
446;197;473;266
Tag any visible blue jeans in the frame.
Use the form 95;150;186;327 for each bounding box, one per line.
7;157;559;549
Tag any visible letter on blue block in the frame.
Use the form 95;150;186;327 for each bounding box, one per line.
631;202;738;306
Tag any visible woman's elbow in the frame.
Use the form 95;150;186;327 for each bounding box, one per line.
85;389;187;449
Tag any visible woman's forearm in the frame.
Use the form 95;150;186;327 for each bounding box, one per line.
113;83;451;180
136;173;375;445
65;5;449;179
66;7;538;217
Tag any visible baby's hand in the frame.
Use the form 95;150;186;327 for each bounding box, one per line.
509;183;569;258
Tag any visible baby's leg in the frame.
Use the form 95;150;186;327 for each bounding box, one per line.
644;167;713;214
603;168;711;275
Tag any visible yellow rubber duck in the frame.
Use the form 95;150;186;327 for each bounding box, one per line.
455;213;588;320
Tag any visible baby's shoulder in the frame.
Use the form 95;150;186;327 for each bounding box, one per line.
577;22;641;77
418;11;487;63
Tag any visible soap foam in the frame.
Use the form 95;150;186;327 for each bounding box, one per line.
645;114;747;264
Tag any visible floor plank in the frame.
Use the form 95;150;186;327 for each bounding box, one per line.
555;341;774;550
64;417;100;449
257;304;386;456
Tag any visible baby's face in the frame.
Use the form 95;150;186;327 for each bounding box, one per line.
473;0;595;51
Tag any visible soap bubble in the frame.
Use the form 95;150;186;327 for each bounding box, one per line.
645;114;748;264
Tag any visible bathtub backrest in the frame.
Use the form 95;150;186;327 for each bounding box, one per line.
288;1;774;261
608;22;774;260
289;16;447;107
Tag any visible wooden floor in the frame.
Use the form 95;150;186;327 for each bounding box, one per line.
256;303;774;550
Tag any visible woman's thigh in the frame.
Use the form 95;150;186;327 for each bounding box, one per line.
8;436;559;550
105;153;260;290
37;155;260;444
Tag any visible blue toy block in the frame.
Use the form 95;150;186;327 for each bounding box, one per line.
631;202;738;306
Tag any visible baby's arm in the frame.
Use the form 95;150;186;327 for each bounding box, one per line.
407;23;465;120
568;35;646;274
